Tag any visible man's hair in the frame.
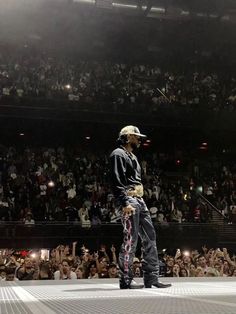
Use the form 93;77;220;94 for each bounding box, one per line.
117;134;129;145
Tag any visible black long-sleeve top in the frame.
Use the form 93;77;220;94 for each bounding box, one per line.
109;146;142;207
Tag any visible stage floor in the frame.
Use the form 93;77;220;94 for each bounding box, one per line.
1;277;236;314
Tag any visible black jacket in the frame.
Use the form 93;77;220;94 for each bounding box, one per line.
109;147;142;207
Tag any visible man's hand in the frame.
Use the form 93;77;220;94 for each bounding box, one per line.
122;204;135;217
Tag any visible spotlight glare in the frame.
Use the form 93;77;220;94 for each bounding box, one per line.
48;180;55;187
197;186;203;193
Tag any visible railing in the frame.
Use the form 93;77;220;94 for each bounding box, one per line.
197;192;228;221
1;221;235;250
1;95;236;131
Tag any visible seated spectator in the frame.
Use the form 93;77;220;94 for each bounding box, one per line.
156;212;167;224
109;208;120;223
91;215;101;226
171;207;183;223
79;207;91;228
24;212;35;226
149;204;158;221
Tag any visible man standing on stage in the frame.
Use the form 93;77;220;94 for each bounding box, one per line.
109;125;171;289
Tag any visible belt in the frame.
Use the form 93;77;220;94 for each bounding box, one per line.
127;185;144;198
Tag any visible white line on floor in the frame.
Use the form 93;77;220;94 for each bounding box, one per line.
12;286;56;314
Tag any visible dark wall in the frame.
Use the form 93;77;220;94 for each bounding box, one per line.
0;222;232;252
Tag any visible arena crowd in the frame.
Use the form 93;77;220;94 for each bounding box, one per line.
1;0;236;287
0;244;236;281
0;145;236;225
0;48;236;113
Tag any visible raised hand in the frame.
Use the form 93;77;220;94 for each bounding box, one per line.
94;251;99;260
202;245;208;253
111;245;116;253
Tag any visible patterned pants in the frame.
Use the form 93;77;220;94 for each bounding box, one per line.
119;196;159;284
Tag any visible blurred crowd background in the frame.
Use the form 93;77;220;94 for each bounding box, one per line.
1;51;236;113
0;145;236;224
1;0;236;281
